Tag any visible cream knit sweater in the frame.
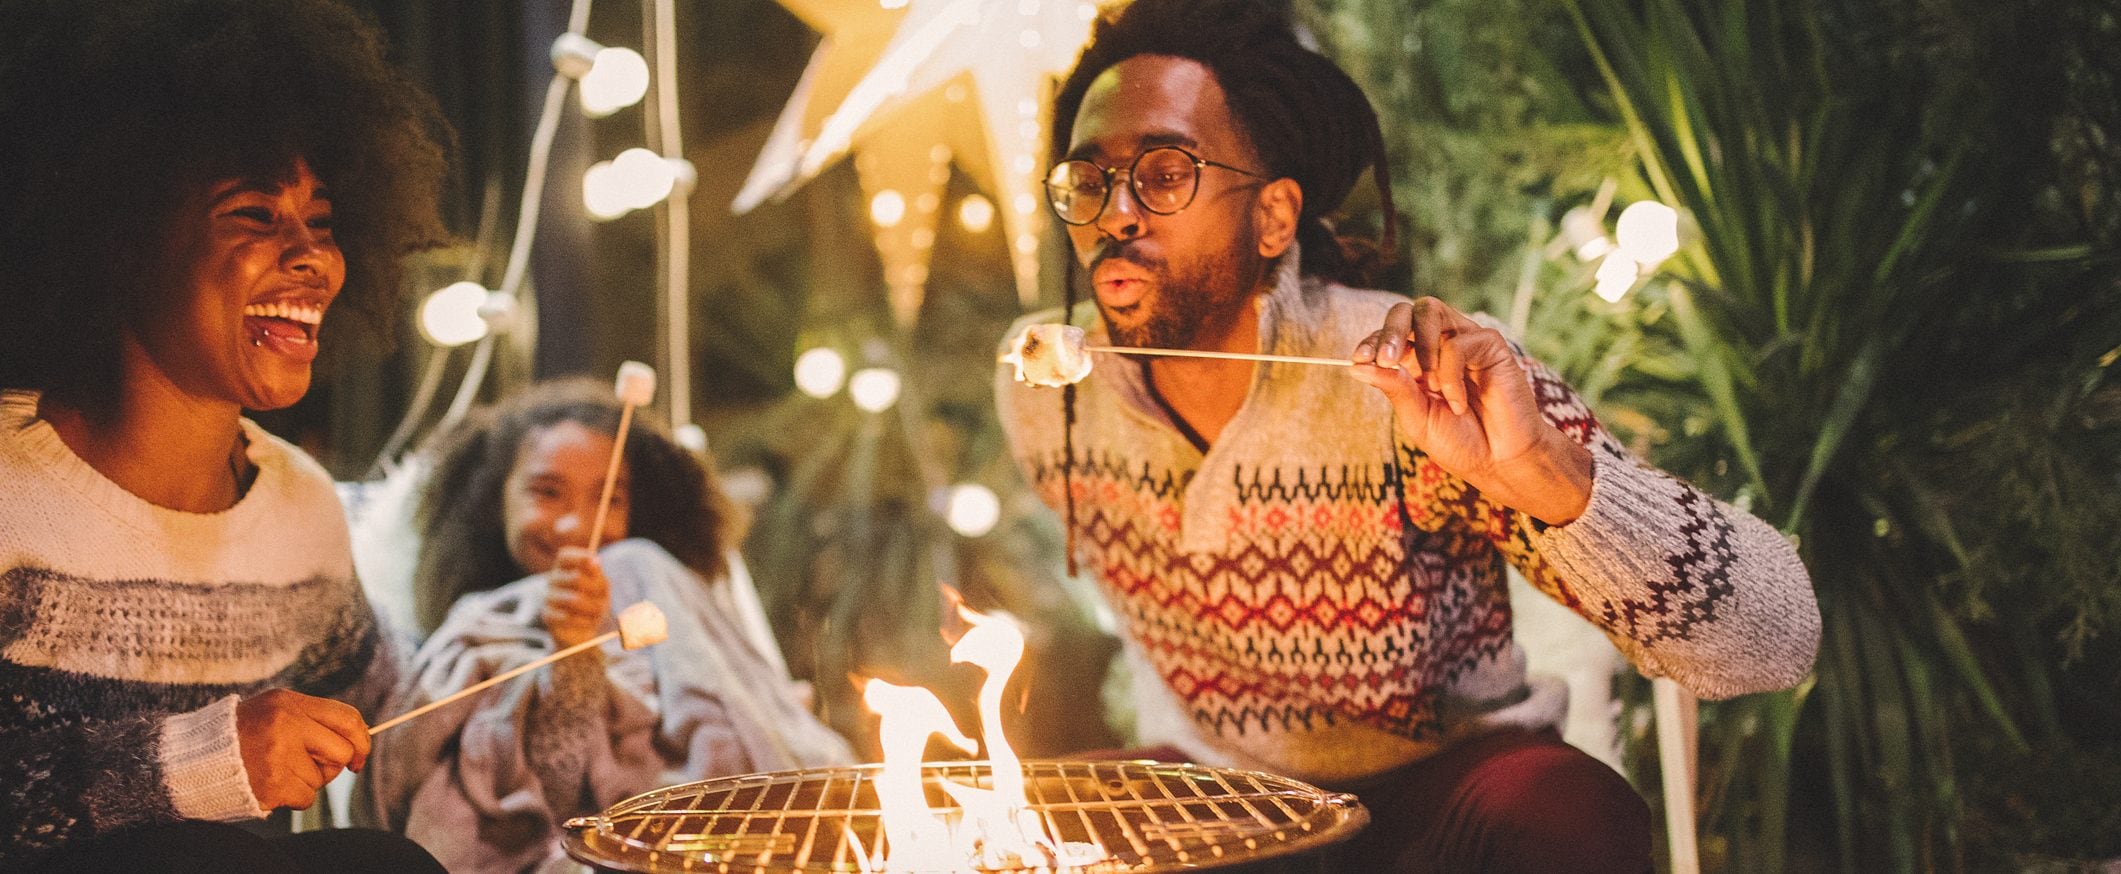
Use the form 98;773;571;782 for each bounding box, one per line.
0;390;400;867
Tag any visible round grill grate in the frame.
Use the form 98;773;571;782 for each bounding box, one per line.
562;759;1367;873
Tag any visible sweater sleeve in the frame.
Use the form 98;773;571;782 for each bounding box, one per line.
0;695;258;869
1405;354;1822;699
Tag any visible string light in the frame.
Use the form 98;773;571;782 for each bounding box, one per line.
583;149;693;220
1615;201;1681;266
579;47;650;117
551;34;649;117
1559;205;1615;261
419;281;493;347
848;367;902;412
794;347;848;398
869;189;907;228
1593;252;1639;302
957;194;995;233
944;483;1001;537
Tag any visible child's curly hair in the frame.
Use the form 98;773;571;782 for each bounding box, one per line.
413;378;747;633
0;0;453;404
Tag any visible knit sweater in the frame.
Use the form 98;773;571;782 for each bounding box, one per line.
996;250;1820;784
0;389;401;868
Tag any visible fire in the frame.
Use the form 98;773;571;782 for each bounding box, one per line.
858;601;1105;872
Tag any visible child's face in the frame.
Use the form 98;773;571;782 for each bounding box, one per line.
502;420;630;575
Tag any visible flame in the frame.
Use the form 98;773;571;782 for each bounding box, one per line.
863;678;976;871
859;600;1107;871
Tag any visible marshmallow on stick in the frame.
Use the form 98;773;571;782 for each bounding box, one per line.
370;601;668;735
1002;324;1354;389
1003;324;1094;388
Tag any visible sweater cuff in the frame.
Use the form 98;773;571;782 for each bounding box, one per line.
161;695;266;822
1534;448;1679;583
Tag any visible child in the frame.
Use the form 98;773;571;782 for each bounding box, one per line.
358;378;851;873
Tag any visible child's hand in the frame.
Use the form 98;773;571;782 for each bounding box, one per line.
545;546;612;650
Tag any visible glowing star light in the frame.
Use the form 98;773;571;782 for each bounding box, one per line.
736;0;1109;326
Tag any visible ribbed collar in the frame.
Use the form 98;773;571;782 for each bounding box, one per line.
0;389;285;541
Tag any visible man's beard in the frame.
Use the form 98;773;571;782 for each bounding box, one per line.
1098;238;1266;349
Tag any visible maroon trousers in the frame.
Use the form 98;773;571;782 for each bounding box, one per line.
1096;728;1653;874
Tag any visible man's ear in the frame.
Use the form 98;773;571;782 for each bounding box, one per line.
1255;177;1302;259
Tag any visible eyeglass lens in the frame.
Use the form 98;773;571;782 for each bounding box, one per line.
1045;147;1203;225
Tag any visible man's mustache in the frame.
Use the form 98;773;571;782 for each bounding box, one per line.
1088;241;1158;274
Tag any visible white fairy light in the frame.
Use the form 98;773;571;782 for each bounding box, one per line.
1615;201;1682;265
1593;252;1639;302
610;147;678;209
847;367;902;412
582;161;631;220
869;189;907;228
956;194;995;233
1559;205;1615;261
944;483;1002;537
579;47;651;117
419;282;492;347
793;347;848;398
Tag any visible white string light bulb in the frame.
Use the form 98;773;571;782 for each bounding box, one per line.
944;483;1002;538
1593;252;1639;302
1615;201;1682;265
582;160;631;220
794;347;848;398
956;193;995;233
869;189;907;228
848;367;902;412
610;147;678;209
579;47;651;117
419;281;492;347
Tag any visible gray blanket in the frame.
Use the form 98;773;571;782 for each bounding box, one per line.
355;539;854;873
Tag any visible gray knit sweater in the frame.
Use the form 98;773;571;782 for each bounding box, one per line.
0;390;401;868
996;250;1820;784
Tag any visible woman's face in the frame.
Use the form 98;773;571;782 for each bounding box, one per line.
502;420;631;575
133;159;346;411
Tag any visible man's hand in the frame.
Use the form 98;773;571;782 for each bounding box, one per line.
234;689;369;811
546;546;613;651
1350;297;1594;526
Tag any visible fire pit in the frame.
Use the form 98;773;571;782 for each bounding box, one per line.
561;759;1368;873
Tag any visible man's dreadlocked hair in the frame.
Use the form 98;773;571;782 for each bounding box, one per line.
1050;0;1398;287
1043;0;1398;574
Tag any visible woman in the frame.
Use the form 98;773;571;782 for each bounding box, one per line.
360;379;852;873
0;0;452;870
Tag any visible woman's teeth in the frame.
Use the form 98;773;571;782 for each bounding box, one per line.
241;302;324;325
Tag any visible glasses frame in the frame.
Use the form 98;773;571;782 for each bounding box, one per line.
1044;146;1272;227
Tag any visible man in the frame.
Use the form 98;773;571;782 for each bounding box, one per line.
994;1;1821;870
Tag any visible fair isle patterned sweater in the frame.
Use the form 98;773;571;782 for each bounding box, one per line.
0;390;400;868
997;253;1820;784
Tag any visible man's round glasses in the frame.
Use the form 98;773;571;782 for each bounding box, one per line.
1044;146;1271;226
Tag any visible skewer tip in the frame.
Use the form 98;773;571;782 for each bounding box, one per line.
615;361;657;407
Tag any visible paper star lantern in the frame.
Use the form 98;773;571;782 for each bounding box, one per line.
737;0;1107;326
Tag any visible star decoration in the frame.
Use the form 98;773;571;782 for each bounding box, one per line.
736;0;1108;326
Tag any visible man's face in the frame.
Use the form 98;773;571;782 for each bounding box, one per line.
1062;55;1271;348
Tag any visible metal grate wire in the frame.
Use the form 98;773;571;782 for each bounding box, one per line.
563;760;1367;873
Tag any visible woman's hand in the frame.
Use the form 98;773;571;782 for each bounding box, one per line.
545;545;612;650
1350;297;1593;526
234;689;369;811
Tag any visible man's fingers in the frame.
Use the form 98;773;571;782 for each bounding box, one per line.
1378;301;1415;363
1434;335;1471;416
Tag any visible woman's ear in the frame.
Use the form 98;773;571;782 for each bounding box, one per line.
1255;177;1302;259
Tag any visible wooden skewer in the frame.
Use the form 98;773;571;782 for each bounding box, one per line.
370;632;616;735
1084;345;1353;367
